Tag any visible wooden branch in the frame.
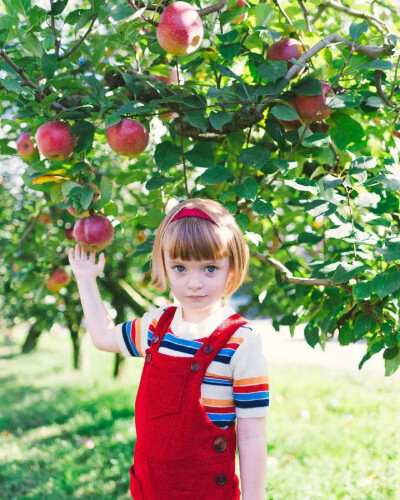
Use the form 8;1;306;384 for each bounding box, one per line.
58;15;98;61
319;0;388;34
198;0;227;16
0;49;43;95
285;34;395;81
271;0;293;26
297;0;312;31
126;0;158;27
374;70;393;107
252;252;352;292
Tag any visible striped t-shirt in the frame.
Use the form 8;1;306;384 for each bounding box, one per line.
117;303;269;429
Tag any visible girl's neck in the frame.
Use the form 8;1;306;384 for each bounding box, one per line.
181;300;225;323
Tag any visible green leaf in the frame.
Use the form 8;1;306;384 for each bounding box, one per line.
332;261;367;284
219;7;244;26
338;323;354;346
349;156;377;174
200;167;231;185
239;146;270;169
304;324;319;348
186;143;215;169
104;114;122;128
370;339;385;355
11;0;30;16
42;53;57;79
234;178;258;201
284;178;319;195
219;43;241;61
49;0;68;16
235;212;250;232
103;201;118;217
62;181;81;197
371;269;400;299
272;159;297;174
359;60;393;71
330;114;364;149
349;20;368;40
0;78;22;92
374;174;400;190
155;141;181;171
209;111;231;131
0;139;15;155
65;9;85;24
359;351;371;370
185;111;208;133
140;208;164;228
353;281;372;300
322;174;343;190
100;176;112;204
145;176;174;191
325;223;353;239
251;3;275;26
302;133;330;148
328;95;362;109
257;60;287;82
298;232;323;244
216;30;239;43
385;352;400;376
253;198;274;217
50;183;63;203
80;189;94;210
383;345;399;360
293;78;323;96
354;312;376;338
270;105;299;121
381;237;400;262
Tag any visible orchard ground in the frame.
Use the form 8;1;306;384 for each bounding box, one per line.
1;320;399;500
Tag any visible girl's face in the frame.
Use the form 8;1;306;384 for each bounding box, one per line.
164;253;232;322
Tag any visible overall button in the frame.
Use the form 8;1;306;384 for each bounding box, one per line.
214;437;227;452
216;474;227;486
145;353;152;363
152;334;160;344
204;344;213;354
191;361;200;373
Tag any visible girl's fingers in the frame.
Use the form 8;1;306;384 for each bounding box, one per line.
74;243;80;260
89;250;95;263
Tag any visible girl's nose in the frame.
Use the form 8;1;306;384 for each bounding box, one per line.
187;273;203;289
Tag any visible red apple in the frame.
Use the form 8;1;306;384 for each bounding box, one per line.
229;0;249;24
38;213;52;225
276;96;302;130
151;67;179;85
16;133;39;162
73;214;114;251
295;81;333;123
45;268;71;292
106;118;149;157
157;2;204;56
35;121;76;161
267;38;304;67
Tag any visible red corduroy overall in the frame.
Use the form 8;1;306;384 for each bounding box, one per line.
129;306;247;500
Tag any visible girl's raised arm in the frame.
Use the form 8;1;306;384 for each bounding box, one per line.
68;244;121;353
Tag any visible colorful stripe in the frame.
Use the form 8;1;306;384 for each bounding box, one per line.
233;377;269;410
121;321;141;357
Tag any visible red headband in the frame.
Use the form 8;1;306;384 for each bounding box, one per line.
170;207;217;225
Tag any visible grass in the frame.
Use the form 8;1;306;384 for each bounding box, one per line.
1;328;399;500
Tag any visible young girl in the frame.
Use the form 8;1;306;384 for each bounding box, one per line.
68;198;269;500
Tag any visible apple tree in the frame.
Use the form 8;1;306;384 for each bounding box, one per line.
0;0;400;375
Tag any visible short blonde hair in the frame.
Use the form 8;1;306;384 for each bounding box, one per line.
151;198;249;297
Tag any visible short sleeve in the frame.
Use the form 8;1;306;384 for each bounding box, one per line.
231;324;269;418
117;306;168;358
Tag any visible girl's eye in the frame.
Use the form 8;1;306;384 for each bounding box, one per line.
206;266;217;273
174;265;186;273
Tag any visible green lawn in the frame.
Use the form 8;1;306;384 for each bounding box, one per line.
1;329;399;500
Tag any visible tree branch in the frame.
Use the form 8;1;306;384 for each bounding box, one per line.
285;34;395;81
0;49;43;95
319;0;388;34
58;15;98;61
198;0;227;16
374;70;394;107
271;0;294;26
126;0;158;27
252;252;352;292
297;0;312;31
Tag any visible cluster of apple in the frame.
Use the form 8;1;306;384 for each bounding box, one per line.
266;37;333;129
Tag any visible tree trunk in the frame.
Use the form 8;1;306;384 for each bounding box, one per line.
21;323;41;353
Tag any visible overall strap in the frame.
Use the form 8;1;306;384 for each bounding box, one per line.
194;314;248;371
149;306;177;352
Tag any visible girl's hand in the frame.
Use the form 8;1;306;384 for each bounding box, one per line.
68;244;105;281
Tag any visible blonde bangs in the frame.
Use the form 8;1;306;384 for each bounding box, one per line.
164;218;230;262
151;198;249;296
